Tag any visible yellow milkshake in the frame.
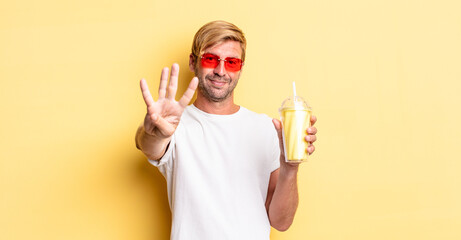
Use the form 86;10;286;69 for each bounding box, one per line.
281;108;311;162
279;93;312;163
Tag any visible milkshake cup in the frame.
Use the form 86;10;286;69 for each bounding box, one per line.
279;83;312;163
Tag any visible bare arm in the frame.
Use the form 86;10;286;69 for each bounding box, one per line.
265;116;317;231
135;123;172;160
135;63;198;160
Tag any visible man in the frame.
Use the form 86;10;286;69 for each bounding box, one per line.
136;20;318;240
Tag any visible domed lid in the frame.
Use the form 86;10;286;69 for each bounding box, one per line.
279;81;311;110
280;96;311;110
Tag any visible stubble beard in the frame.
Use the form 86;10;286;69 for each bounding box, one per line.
197;73;238;102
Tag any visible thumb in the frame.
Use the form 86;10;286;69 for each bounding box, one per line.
272;118;284;151
272;118;282;135
150;113;176;137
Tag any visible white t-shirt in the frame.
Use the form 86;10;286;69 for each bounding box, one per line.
149;105;280;240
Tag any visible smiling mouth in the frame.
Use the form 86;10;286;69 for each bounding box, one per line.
209;79;227;87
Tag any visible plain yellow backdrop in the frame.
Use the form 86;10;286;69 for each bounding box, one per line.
1;0;460;239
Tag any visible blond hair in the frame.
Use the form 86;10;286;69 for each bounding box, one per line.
191;20;247;63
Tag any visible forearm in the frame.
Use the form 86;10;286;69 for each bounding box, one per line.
135;124;171;160
268;166;299;231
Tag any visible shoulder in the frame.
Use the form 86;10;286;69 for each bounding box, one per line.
239;107;273;124
239;107;276;135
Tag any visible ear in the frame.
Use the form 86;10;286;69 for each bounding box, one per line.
189;53;196;72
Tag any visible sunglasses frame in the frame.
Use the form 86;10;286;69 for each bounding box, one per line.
200;53;243;72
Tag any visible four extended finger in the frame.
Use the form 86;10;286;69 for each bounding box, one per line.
158;67;169;99
167;63;179;100
178;77;199;107
140;79;155;108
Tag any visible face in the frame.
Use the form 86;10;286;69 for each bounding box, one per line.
190;40;243;102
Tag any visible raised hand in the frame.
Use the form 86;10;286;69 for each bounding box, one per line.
140;63;198;140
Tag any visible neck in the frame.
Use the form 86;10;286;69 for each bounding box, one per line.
193;93;240;115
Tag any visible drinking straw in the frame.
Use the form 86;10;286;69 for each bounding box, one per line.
292;81;297;97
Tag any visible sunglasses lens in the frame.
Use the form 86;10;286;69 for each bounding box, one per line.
200;54;242;71
225;58;242;71
201;54;219;68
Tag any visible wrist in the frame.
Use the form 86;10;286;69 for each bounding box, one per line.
280;162;299;175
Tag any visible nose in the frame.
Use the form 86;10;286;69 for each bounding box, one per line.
213;60;226;77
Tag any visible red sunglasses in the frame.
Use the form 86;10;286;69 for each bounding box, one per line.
200;53;243;72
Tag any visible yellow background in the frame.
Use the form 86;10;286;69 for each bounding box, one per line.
1;0;460;239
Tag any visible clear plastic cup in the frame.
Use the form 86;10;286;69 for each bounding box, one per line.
279;96;312;163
